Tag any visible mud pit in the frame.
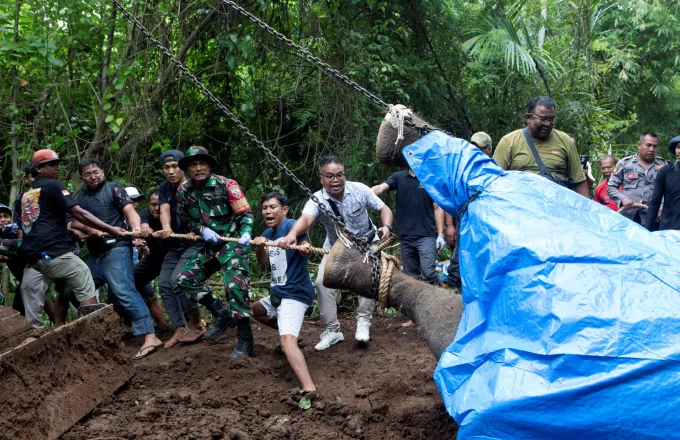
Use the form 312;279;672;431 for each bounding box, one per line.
64;315;458;439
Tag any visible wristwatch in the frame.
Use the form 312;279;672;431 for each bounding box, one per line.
383;224;393;231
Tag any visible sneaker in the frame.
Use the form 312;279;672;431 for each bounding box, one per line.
314;329;344;351
355;318;371;343
204;311;237;341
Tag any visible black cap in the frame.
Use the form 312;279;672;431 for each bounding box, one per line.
668;136;680;156
159;149;185;165
0;204;11;215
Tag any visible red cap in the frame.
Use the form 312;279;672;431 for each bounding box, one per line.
31;149;61;166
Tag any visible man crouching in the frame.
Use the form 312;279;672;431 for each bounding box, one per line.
251;192;318;397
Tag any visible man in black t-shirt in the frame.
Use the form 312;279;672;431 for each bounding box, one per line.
20;150;123;323
372;169;445;285
73;158;162;360
145;150;204;347
124;187;167;329
646;136;680;231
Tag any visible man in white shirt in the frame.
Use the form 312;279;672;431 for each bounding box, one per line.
278;155;394;350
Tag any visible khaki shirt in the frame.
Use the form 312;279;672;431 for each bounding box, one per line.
607;154;667;224
493;128;586;183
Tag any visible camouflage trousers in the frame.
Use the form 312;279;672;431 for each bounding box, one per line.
176;242;251;319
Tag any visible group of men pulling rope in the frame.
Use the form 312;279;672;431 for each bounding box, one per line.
0;146;398;399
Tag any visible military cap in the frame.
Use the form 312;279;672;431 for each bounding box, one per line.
178;146;217;171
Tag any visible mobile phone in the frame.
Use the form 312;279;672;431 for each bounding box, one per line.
579;155;589;168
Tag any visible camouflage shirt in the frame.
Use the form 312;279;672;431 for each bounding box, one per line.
176;174;253;238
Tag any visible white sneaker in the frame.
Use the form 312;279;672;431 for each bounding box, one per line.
355;318;371;343
314;329;344;351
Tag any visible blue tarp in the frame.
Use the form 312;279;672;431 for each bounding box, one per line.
404;130;680;440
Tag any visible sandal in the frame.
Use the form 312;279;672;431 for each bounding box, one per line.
132;343;162;360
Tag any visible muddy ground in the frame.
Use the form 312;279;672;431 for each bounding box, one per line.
63;314;458;439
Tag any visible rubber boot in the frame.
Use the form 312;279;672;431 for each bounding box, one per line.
201;296;237;341
231;318;254;358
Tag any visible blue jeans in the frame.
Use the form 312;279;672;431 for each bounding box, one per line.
400;235;440;285
88;246;154;336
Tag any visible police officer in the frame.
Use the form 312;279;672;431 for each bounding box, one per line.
175;146;254;358
607;132;667;228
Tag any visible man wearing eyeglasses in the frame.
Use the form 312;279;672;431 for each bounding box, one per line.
493;96;589;198
73;158;163;359
278;155;394;350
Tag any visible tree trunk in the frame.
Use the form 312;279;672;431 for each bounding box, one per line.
4;0;22;302
538;0;547;49
323;242;463;360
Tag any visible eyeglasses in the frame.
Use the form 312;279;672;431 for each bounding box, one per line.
528;113;557;125
82;170;102;179
321;172;345;181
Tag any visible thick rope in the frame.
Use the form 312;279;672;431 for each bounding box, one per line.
617;202;648;214
83;231;330;255
378;253;400;310
384;105;412;145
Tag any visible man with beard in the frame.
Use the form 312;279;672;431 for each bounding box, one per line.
493;96;589;198
278;155;394;350
20;150;118;326
175;146;254;358
74;158;162;360
136;150;204;348
608;132;668;228
646;136;680;231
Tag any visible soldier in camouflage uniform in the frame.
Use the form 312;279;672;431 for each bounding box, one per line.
175;146;255;357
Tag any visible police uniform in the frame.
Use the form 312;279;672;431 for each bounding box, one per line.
607;154;667;226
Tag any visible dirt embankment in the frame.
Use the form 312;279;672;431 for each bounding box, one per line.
64;315;458;439
1;306;133;440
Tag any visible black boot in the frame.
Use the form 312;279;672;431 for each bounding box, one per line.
201;296;237;341
231;318;253;358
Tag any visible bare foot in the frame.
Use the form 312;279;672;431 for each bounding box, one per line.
180;324;206;343
164;327;187;349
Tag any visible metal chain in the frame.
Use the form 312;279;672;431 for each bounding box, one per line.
220;0;452;138
220;0;390;111
109;0;382;298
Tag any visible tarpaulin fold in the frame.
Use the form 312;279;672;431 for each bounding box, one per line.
404;130;680;440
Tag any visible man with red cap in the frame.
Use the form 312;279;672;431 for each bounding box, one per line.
20;150;124;322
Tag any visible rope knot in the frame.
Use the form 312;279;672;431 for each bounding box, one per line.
385;104;412;145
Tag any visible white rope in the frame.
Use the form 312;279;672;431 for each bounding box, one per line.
385;104;412;144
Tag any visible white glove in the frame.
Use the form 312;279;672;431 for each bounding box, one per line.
238;232;252;247
436;234;446;251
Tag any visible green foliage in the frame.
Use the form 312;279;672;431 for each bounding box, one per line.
0;0;679;223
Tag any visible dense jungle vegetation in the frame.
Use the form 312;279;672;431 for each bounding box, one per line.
1;0;679;291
